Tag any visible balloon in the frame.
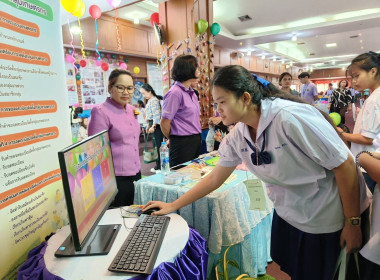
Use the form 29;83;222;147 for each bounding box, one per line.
89;5;102;20
65;55;75;63
106;0;121;7
60;0;81;14
133;66;140;74
150;13;159;26
101;62;109;71
210;22;221;36
76;74;81;81
75;63;80;69
72;0;85;18
197;19;208;34
329;112;341;126
120;62;127;70
95;59;102;66
79;59;86;67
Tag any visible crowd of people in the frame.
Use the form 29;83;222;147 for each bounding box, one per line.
71;51;380;279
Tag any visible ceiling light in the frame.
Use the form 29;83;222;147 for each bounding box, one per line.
133;17;139;24
332;60;336;65
360;39;363;43
361;46;364;50
261;55;265;60
326;43;337;48
247;51;252;56
291;34;297;41
342;67;345;70
281;59;285;64
273;57;276;62
239;42;243;46
290;61;293;66
285;64;290;69
310;67;313;72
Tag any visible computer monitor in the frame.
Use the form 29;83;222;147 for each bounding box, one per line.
55;130;121;257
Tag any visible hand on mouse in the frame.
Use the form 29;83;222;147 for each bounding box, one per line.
142;201;176;216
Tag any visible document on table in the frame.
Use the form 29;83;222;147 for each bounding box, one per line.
244;179;266;211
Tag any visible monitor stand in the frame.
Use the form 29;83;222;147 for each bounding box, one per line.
55;224;121;257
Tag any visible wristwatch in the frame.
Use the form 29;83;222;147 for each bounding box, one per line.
346;217;361;226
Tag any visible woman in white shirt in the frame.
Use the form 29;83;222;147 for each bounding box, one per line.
338;52;380;194
343;51;380;278
143;65;369;280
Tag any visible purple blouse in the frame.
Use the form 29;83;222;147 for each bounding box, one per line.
88;98;140;176
161;82;201;136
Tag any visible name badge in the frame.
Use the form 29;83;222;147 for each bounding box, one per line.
244;179;266;211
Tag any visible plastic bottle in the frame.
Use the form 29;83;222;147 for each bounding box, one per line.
160;142;170;175
206;126;215;152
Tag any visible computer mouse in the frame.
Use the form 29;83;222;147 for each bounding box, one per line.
137;207;160;216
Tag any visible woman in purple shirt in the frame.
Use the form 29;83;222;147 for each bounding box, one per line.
88;69;141;207
161;55;202;167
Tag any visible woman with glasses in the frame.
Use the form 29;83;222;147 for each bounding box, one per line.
144;65;369;280
140;83;164;170
161;55;202;167
88;69;141;207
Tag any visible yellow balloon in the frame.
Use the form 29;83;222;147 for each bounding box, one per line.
133;66;140;74
72;1;85;18
60;0;81;14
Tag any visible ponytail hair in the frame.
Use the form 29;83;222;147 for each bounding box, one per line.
212;65;339;132
212;65;305;109
347;51;380;78
141;83;162;100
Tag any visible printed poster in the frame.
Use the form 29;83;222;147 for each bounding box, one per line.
80;64;107;110
0;1;72;279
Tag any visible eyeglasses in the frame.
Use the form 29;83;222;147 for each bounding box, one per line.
114;85;135;94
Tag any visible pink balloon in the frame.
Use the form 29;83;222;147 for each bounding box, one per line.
89;5;102;20
65;55;75;63
95;59;102;66
120;62;127;70
106;0;121;7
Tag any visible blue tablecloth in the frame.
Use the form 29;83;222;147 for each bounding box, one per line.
134;170;274;278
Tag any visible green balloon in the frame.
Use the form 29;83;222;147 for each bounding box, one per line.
76;74;81;81
210;22;221;36
197;19;208;34
329;112;341;126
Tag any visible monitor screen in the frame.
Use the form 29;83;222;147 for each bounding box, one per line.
58;130;118;251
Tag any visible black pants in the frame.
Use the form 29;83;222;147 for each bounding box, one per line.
111;172;141;207
148;120;164;169
169;134;201;167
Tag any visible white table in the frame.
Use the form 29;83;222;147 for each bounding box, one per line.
44;210;189;279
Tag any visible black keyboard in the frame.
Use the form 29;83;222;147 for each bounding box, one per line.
108;214;170;274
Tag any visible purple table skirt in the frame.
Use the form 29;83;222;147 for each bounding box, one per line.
17;227;208;280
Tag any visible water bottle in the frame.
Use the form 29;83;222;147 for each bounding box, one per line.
160;142;170;175
206;126;215;152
